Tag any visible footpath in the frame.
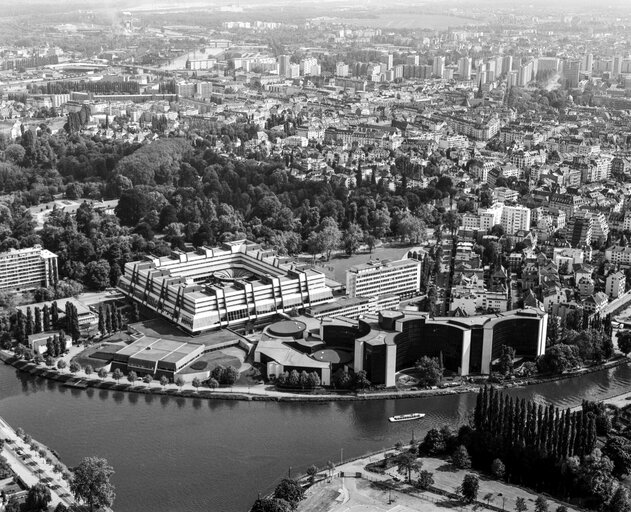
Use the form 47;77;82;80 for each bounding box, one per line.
299;450;579;512
0;415;75;509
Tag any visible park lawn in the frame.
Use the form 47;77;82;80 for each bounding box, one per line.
178;350;242;375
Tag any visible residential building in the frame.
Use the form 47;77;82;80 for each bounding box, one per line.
0;245;58;291
346;258;422;299
606;270;626;298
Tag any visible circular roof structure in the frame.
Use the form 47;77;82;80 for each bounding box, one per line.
311;348;353;365
268;320;307;339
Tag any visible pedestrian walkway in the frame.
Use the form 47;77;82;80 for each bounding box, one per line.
0;416;75;509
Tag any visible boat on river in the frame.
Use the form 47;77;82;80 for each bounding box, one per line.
388;413;425;423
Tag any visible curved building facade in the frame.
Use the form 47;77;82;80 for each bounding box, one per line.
350;308;547;386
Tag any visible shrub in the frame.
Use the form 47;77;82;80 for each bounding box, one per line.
452;445;471;469
417;470;434;490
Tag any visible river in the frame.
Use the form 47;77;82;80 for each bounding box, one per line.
2;362;631;512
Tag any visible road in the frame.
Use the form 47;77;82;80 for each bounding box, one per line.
0;415;76;509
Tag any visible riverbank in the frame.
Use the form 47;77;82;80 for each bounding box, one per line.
2;350;629;403
295;447;578;512
0;415;76;510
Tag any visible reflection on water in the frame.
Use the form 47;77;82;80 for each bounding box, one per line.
1;362;630;512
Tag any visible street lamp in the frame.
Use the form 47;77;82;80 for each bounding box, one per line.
498;492;505;511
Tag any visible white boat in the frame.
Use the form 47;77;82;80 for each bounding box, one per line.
388;413;426;423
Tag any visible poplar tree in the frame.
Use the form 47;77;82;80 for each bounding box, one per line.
34;307;42;333
26;307;34;336
42;304;51;332
105;307;112;333
51;301;59;327
98;306;105;334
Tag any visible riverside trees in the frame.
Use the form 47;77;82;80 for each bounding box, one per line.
70;457;115;512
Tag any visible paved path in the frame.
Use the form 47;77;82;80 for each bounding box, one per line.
317;450;578;512
0;416;75;509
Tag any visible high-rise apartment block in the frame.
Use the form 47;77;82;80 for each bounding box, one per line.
432;56;445;78
278;55;291;77
346;259;422;299
0;245;58;291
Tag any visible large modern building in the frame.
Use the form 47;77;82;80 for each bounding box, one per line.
346;259;422;299
118;240;334;333
0;245;58;291
350;308;547;386
111;336;205;380
256;307;548;387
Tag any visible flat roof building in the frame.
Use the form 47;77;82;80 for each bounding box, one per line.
346;259;422;299
0;245;58;291
118;240;334;333
112;337;205;378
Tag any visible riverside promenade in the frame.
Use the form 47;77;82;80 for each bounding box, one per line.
0;415;76;509
299;449;579;512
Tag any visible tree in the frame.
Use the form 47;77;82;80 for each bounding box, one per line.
536;344;582;374
25;482;52;511
617;330;631;356
127;371;137;384
69;361;81;374
250;498;292;512
70;456;115;512
555;507;568;512
397;452;421;483
160;376;169;387
515;497;528;512
208;377;219;389
422;428;446;455
343;223;364;255
98;368;108;380
176;376;185;388
459;474;479;504
415;356;443;387
353;370;370;391
98;306;105;334
491;458;506;480
5;497;21;512
192;377;201;390
113;368;122;382
34;307;42;333
273;478;304;507
84;365;93;376
143;375;153;385
57;360;67;370
452;445;472;469
54;504;69;512
306;465;318;484
535;496;549;512
609;486;631;512
417;470;434;490
397;213;426;243
497;345;516;377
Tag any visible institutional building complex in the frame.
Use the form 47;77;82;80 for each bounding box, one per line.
118;240;334;333
254;308;547;387
0;245;58;291
352;308;547;386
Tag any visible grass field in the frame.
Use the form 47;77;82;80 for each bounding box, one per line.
178;348;243;375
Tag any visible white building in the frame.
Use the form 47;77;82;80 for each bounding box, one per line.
501;205;531;235
606;270;626;298
0;245;58;291
346;259;422;299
